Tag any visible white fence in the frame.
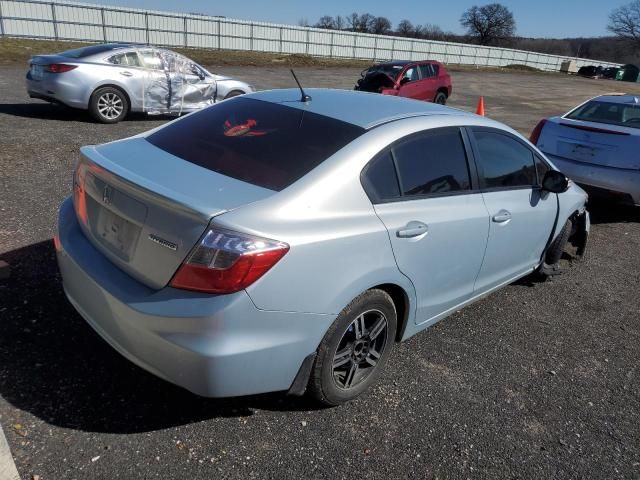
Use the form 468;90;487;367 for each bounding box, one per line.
0;0;621;71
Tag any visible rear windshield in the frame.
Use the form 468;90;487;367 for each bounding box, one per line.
565;100;640;129
60;44;130;58
147;97;365;191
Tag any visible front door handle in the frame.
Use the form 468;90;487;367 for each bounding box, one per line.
397;221;428;238
492;209;512;223
120;71;133;77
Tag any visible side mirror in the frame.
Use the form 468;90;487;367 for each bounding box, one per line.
541;170;569;193
399;77;410;86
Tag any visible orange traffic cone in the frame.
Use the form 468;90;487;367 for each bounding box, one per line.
476;96;485;116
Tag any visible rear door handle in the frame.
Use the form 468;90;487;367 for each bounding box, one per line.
397;221;428;238
492;209;512;223
120;71;133;77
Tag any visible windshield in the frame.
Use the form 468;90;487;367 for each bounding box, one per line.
565;100;640;129
366;64;405;78
60;44;130;58
147;98;365;191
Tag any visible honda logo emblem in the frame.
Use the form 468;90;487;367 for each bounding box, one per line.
102;185;113;205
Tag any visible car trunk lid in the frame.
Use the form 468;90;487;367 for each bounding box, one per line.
538;117;640;170
74;137;275;289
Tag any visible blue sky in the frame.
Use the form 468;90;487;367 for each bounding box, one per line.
79;0;622;38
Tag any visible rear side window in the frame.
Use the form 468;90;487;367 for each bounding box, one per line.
418;64;434;78
108;52;142;67
393;128;471;197
361;151;400;202
473;131;536;189
147;98;365;191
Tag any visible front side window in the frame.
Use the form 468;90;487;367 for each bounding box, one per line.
534;155;550;185
139;50;163;70
473;131;536;189
393;128;471;197
400;66;419;84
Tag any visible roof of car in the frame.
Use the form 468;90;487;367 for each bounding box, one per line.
594;94;640;104
249;88;473;129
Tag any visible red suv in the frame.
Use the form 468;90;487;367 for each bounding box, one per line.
355;60;452;104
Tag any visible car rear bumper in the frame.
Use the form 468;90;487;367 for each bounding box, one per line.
546;153;640;205
26;72;88;109
55;197;334;397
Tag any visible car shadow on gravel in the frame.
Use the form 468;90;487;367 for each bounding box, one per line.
587;200;640;225
0;241;324;434
0;103;172;123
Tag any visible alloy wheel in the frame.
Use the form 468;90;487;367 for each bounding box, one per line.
97;92;124;120
332;309;388;390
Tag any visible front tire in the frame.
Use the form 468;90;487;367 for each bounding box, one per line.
308;289;397;406
224;90;245;100
537;218;573;277
89;87;129;123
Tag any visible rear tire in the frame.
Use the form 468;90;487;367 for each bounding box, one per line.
89;87;129;123
307;289;397;406
434;91;447;105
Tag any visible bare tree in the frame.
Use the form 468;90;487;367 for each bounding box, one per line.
334;15;346;30
608;0;640;48
397;19;415;37
370;16;392;35
346;13;360;31
419;23;446;40
315;15;335;29
297;18;310;27
357;13;375;32
460;3;515;45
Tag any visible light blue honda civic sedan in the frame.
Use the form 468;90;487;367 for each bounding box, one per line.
55;88;589;405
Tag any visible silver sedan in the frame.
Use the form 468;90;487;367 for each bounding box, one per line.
26;43;255;123
56;89;589;405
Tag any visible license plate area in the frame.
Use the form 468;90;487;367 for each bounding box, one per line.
83;175;147;262
94;207;141;261
558;141;600;164
30;64;44;81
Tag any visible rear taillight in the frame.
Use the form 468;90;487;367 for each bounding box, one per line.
170;227;289;294
46;64;78;73
530;119;547;145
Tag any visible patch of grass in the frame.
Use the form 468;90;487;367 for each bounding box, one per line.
0;38;88;64
0;37;556;74
503;63;542;72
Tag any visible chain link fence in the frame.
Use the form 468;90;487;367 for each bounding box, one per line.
0;0;621;71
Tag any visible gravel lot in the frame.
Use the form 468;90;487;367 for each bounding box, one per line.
1;64;639;480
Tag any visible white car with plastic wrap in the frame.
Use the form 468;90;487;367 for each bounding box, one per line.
26;43;255;123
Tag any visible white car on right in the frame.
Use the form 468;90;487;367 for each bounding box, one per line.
530;94;640;206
